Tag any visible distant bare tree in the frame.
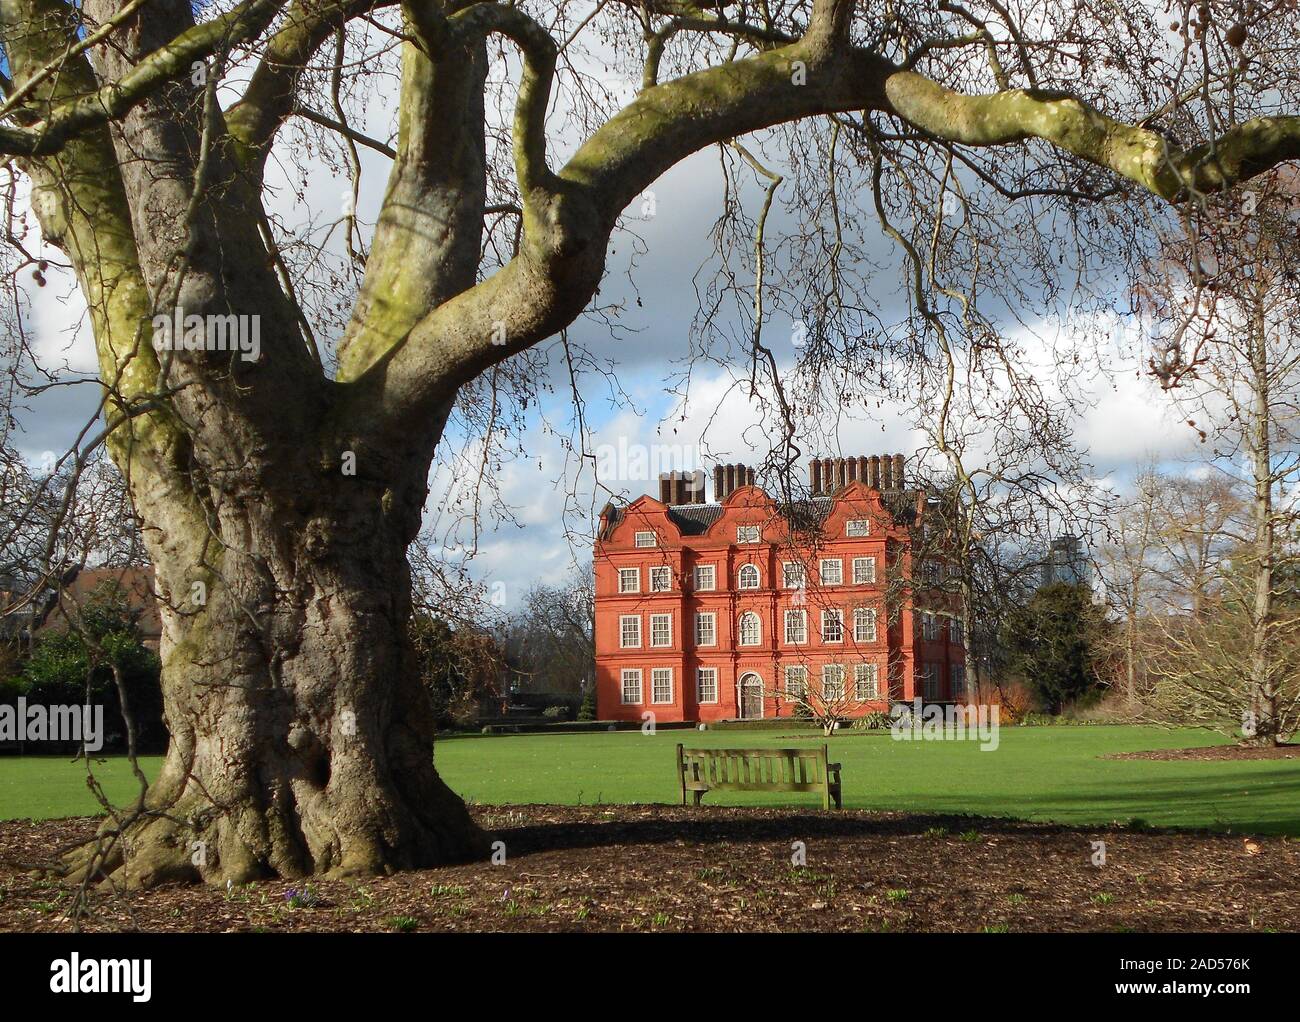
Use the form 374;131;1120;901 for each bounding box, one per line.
503;568;594;695
1150;473;1244;618
768;659;863;737
1140;175;1300;744
1094;464;1165;705
1;441;144;641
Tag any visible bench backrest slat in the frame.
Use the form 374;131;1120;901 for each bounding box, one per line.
680;746;828;791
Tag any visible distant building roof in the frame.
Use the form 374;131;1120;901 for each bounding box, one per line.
37;565;161;648
604;487;921;538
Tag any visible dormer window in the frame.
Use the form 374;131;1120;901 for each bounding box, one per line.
634;531;656;548
737;525;761;544
846;519;870;537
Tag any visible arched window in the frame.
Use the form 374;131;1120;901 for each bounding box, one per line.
738;564;760;589
738;611;761;646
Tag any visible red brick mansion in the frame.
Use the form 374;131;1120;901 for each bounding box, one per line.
593;455;966;723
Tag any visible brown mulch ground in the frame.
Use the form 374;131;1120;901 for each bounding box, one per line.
1;804;1297;933
1108;745;1300;762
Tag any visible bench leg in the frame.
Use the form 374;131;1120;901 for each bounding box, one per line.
693;790;704;807
678;744;687;805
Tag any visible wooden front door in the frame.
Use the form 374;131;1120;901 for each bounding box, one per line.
739;674;763;719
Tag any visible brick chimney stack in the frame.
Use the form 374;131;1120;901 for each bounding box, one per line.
714;463;752;501
809;452;906;494
658;470;706;505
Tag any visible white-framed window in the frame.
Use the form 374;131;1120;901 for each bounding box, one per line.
694;564;716;591
619;614;641;648
738;611;762;646
634;531;656;548
618;567;639;593
852;556;876;585
820;558;843;585
846;519;871;537
784;665;808;699
854;663;879;700
621;669;642;704
921;561;941;586
697;667;718;703
822;664;846;701
922;664;940;701
921;613;940;641
650;613;672;647
695;612;716;646
652;667;674;704
782;561;807;588
853;607;878;643
649;565;672;592
737;525;761;544
784;609;807;644
738;563;760;589
951;663;966;698
821;608;844;643
950;617;965;645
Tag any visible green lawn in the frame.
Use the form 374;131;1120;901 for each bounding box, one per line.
2;725;1297;834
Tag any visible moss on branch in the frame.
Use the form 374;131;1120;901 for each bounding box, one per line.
883;71;1300;202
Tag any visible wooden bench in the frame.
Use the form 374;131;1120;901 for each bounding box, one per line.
677;744;843;809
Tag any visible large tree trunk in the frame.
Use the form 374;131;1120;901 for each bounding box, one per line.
78;430;488;888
